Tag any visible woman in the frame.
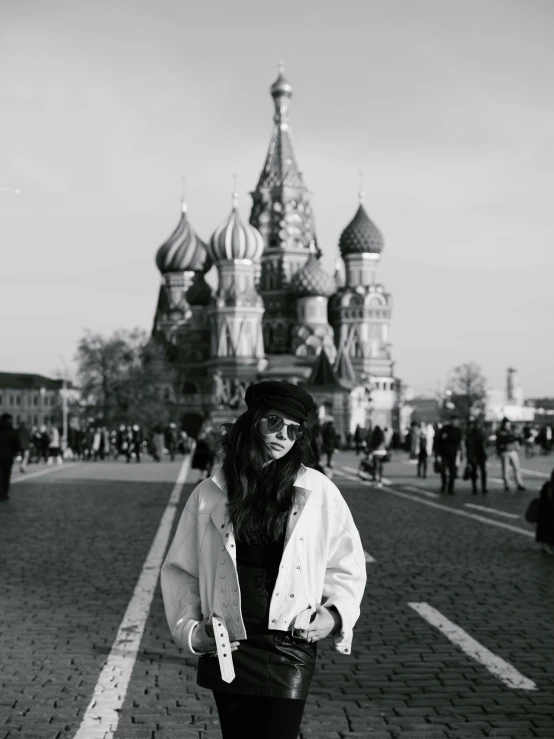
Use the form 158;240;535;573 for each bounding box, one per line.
161;380;367;739
370;425;388;486
536;468;554;555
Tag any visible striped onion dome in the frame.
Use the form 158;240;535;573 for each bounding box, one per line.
290;253;336;298
155;199;211;275
338;201;384;257
207;193;264;263
185;272;213;307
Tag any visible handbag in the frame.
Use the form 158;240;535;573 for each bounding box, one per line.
524;497;540;524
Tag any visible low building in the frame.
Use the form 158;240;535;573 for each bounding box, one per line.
0;372;64;427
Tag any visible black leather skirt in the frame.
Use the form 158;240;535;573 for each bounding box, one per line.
196;565;317;699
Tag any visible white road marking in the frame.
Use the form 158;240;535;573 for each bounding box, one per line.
408;602;538;691
335;468;359;482
364;550;376;563
464;503;520;520
359;481;534;538
12;463;81;484
73;457;191;739
403;485;440;499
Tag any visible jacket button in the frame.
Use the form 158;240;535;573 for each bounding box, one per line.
226;533;229;537
271;619;277;623
300;537;303;541
293;511;297;515
232;600;238;606
220;559;225;565
230;544;234;547
289;594;294;598
223;601;228;607
221;586;227;593
296;566;300;570
221;524;224;528
275;592;279;596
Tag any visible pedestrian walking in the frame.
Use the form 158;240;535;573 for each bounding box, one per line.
534;468;554;555
191;427;215;482
161;380;366;739
495;418;526;492
436;415;463;494
353;425;365;455
320;417;339;469
17;421;31;473
0;414;22;501
465;417;488;494
165;423;179;461
369;425;388;486
151;423;165;462
416;423;428;479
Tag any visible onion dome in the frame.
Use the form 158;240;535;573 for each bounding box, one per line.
185;272;212;307
290;250;336;298
156;199;211;275
338;197;384;257
208;192;264;263
271;62;293;101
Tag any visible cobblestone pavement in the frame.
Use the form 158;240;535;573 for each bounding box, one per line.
1;451;553;739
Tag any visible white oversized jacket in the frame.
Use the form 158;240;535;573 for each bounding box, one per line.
161;465;367;658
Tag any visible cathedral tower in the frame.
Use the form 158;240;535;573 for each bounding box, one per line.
249;64;318;354
152;197;211;343
330;192;395;425
206;191;266;381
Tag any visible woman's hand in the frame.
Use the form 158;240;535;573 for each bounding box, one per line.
191;616;240;656
303;605;341;643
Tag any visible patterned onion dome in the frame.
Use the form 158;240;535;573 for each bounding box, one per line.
290;253;336;298
271;70;293;100
207;194;264;263
338;202;384;257
185;273;213;307
156;200;212;275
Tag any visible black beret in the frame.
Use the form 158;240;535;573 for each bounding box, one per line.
245;380;315;422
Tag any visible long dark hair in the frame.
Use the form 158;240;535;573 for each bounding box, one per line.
217;405;315;545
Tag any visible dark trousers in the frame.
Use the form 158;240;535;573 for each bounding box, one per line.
440;455;457;492
213;691;307;739
469;459;487;492
417;452;428;478
0;461;13;498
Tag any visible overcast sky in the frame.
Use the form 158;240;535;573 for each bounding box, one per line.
1;0;552;397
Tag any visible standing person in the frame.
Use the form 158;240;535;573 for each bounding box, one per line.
465;417;488;495
151;423;165;462
416;423;428;479
47;424;63;465
320;417;339;469
369;425;387;486
0;414;22;501
496;418;526;492
165;423;179;462
409;421;419;461
17;421;31;473
39;425;50;463
161;380;367;739
191;428;214;483
353;425;365;455
436;415;463;494
132;424;144;462
534;468;554;555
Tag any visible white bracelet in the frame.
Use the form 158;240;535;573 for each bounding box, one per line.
186;620;202;655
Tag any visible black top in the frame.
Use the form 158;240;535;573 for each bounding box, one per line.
236;528;286;568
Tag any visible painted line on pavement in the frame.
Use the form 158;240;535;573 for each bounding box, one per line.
408;602;538;691
335;468;359;482
12;463;81;484
364;550;376;563
403;485;440;499
73;456;191;739
367;481;534;538
464;503;520;520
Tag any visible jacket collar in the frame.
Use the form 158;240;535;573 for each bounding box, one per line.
209;465;312;534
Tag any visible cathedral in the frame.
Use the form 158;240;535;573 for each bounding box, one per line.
151;66;400;439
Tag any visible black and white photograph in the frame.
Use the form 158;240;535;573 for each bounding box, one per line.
1;1;553;737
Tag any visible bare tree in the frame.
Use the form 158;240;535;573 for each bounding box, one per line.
75;328;174;427
446;362;487;426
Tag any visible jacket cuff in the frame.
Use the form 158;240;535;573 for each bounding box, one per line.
322;598;357;655
174;617;202;656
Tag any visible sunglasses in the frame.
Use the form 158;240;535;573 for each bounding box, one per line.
259;415;304;441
